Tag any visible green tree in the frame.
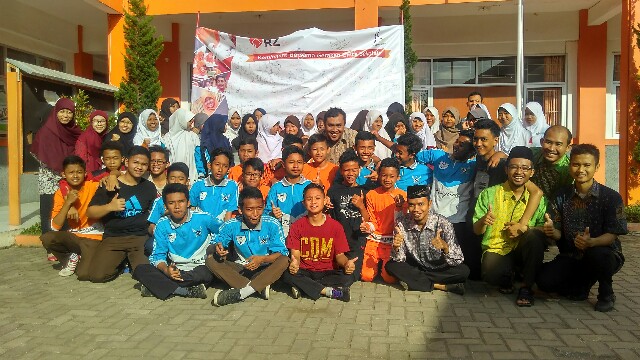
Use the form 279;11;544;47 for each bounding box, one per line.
401;0;418;112
115;0;163;114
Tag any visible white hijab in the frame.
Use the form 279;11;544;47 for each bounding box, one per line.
301;113;317;137
363;110;392;159
523;102;550;147
257;113;283;162
410;112;437;150
223;108;241;142
496;103;528;155
133;109;162;146
423;106;440;135
162;108;199;183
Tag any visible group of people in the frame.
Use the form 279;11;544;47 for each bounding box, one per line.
33;91;627;312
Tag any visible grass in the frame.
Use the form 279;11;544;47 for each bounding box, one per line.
19;222;41;235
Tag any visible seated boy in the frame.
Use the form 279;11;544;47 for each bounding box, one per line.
240;158;271;199
282;183;356;301
227;139;259;183
394;133;433;192
386;185;468;295
41;156;103;279
87;146;157;282
537;144;627;312
360;158;406;283
133;183;217;300
472;146;548;307
327;149;369;280
189;148;238;232
208;187;289;306
265;146;311;236
302;133;338;192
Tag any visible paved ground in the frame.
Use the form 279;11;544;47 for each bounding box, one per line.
1;237;639;360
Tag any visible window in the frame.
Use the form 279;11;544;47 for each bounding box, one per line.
608;54;620;138
410;89;429;114
6;47;64;72
478;57;516;84
525;56;565;83
526;87;563;127
413;60;431;86
432;58;475;85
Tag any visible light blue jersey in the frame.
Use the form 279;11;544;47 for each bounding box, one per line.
216;215;289;264
264;176;311;236
416;148;476;223
189;177;238;232
396;161;433;192
150;210;217;271
148;197;166;224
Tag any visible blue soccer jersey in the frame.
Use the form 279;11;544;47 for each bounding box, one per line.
189;177;238;232
396;161;433;192
264;176;311;236
216;215;289;264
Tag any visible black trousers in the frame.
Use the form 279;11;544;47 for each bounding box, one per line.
385;258;469;292
481;229;546;288
537;247;623;299
345;234;366;282
281;269;353;300
40;194;54;234
133;264;215;300
453;222;482;281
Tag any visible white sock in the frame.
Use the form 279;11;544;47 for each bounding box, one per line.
323;287;335;298
239;283;256;299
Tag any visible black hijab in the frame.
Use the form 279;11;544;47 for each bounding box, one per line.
232;114;258;150
107;112;137;155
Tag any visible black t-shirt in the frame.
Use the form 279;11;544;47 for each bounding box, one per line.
467;156;507;222
89;178;156;237
327;182;369;240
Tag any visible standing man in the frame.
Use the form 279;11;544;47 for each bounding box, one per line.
323;107;358;164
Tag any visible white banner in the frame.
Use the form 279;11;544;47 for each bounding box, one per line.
191;25;405;126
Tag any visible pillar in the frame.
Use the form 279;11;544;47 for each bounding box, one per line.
354;0;378;29
620;0;640;204
108;14;126;86
74;25;94;79
576;9;607;184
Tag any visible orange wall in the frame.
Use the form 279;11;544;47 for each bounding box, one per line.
156;23;182;106
433;86;516;119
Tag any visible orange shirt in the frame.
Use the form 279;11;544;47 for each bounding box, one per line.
365;186;407;238
262;164;285;186
302;161;338;193
228;164;243;183
258;184;270;200
51;181;103;240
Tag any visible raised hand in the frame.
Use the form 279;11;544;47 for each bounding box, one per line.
392;225;404;250
351;190;365;210
364;171;378;182
574;227;591;250
431;229;449;253
271;200;283;219
109;193;126;212
543;213;555;238
394;194;405;208
215;242;229;257
65;190;79;206
483;204;496;227
289;256;299;274
344;257;358;275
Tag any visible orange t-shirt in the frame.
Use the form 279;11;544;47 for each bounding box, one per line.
228;164;243;183
365;186;407;238
258;184;270;200
51;181;103;240
302;161;338;193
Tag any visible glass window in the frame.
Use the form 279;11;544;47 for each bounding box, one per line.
615;85;620;134
413;60;431;86
410;89;429;113
433;58;475;85
478;57;516;84
525;56;565;83
613;54;620;82
0;46;4;76
7;48;36;64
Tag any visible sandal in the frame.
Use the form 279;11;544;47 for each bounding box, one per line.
516;287;534;307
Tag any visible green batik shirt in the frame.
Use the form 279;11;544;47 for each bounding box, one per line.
473;182;548;256
530;147;573;202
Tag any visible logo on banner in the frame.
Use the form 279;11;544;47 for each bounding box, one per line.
263;38;280;47
249;38;263;48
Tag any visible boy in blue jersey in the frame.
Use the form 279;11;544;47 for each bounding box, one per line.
208;187;289;306
189;148;238;232
133;183;217;300
264;146;311;236
145;162;191;256
395;133;433;192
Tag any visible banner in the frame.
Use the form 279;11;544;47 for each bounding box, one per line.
191;25;405;126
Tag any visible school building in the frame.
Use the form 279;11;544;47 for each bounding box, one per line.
1;0;639;204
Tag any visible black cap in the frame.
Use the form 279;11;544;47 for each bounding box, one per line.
407;185;430;199
507;146;534;163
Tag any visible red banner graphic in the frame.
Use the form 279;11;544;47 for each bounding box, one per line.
247;49;390;62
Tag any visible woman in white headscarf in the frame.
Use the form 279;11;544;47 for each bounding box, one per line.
256;113;284;162
363;110;392;160
301;113;318;137
133;109;162;147
162;108;202;183
224;108;242;142
496;103;529;155
523;102;550;147
423;106;440;135
409;112;437;150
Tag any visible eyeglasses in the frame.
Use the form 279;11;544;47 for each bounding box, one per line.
244;172;262;178
507;165;532;172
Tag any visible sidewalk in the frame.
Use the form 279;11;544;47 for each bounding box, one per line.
0;236;638;359
0;202;40;248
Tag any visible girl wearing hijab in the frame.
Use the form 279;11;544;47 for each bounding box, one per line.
496;103;529;155
386;102;404;118
108;112;137;155
523;102;550;147
133;109;162;147
191;112;209;138
283;115;304;138
162;108;203;183
409;112;437;150
232;114;258;150
385;112;412;143
350;109;369;131
434;106;460;153
31;98;81;237
201;113;233;154
159;98;180;135
423;106;440;135
75;110;109;173
256;113;283;163
254;108;266;122
301;113;317;137
316;111;326;134
224;108;242;143
364;110;392;159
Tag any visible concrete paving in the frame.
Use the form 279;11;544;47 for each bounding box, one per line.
0;236;639;359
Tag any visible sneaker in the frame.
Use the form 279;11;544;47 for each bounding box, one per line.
446;283;466;296
399;281;409;291
594;294;616;312
186;284;207;299
58;253;80;277
140;285;154;297
212;288;242;307
331;287;350;302
260;285;270;300
291;286;300;299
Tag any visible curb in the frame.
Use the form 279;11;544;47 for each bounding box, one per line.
14;234;42;247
